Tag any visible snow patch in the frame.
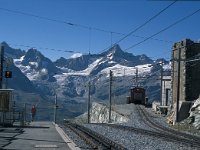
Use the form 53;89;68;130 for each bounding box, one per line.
163;64;171;70
70;53;82;59
107;53;113;60
108;61;117;64
62;57;103;76
54;74;67;86
14;55;25;63
100;64;152;77
14;56;40;80
40;68;48;75
29;61;38;68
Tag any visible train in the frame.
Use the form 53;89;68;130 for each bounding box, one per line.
128;87;148;105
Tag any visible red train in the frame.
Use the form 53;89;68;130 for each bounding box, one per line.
129;87;147;105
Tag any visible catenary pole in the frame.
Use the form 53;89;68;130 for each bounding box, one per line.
88;81;91;123
0;46;4;89
160;61;164;106
109;70;113;123
135;68;138;87
54;94;57;124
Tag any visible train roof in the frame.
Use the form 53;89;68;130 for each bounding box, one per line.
131;87;145;90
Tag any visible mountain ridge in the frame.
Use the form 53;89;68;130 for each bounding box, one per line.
0;41;170;120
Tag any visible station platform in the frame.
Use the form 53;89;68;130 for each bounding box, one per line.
0;121;80;150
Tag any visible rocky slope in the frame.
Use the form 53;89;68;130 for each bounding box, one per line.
189;97;200;129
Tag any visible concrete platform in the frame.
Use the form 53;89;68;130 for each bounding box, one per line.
0;121;79;150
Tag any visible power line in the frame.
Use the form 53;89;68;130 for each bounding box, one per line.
100;1;177;53
3;3;197;60
126;34;174;44
0;6;176;56
7;43;82;54
125;8;200;51
0;7;175;45
0;7;121;35
4;39;173;58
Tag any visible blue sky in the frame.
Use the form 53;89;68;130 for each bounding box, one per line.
0;0;200;61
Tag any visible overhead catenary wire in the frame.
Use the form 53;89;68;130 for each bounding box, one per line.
0;7;175;45
0;5;177;56
4;34;174;56
99;1;177;53
0;7;122;35
160;40;200;62
124;8;200;51
1;2;198;61
6;43;82;54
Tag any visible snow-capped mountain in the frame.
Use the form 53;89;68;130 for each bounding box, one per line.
14;48;59;82
1;42;170;104
55;44;153;73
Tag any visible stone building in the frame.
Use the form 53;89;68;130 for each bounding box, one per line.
171;39;200;122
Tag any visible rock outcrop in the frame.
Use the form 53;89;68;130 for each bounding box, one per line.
90;102;129;123
73;102;129;124
189;97;200;129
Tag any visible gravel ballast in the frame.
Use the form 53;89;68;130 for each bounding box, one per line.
83;124;197;150
61;103;200;150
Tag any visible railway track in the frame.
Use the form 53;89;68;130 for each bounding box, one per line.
63;104;200;149
64;123;127;150
135;104;200;148
92;123;200;148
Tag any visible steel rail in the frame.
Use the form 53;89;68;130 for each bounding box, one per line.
136;105;200;140
64;123;127;150
135;105;200;147
92;123;200;148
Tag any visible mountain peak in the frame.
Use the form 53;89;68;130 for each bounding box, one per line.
109;44;123;54
0;41;9;47
26;48;43;58
102;44;124;58
21;48;46;67
0;41;25;59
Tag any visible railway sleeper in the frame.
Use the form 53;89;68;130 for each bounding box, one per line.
138;105;200;142
136;105;200;147
73;123;127;150
66;124;99;149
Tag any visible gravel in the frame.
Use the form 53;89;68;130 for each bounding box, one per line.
143;106;171;128
113;104;166;132
145;105;200;137
83;124;197;150
61;103;200;150
85;104;199;150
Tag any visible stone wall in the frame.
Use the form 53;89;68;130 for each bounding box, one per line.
90;102;129;123
73;102;129;124
171;39;200;122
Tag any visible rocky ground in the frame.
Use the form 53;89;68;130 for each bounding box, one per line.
62;103;200;150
